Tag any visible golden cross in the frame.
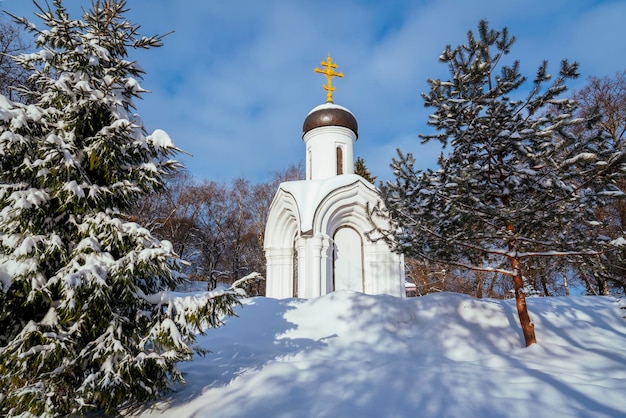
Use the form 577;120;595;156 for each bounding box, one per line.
314;55;343;103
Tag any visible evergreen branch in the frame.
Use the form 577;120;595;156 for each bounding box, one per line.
410;246;513;277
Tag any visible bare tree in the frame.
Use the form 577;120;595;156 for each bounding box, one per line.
193;180;232;287
574;70;626;145
0;17;31;101
132;170;201;277
131;163;305;295
573;70;626;294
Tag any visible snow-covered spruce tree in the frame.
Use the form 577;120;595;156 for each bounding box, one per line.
372;20;625;346
0;1;241;416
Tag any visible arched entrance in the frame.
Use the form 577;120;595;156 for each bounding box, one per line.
333;226;364;292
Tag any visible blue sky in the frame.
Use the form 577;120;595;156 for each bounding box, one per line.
3;0;626;183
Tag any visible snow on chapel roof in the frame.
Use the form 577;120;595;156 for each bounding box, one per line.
279;174;376;232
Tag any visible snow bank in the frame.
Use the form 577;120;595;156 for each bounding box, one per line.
132;292;626;418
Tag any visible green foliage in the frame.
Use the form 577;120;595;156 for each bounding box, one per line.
374;20;626;292
355;156;377;184
0;1;241;416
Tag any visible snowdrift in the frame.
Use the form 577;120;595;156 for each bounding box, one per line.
134;291;626;418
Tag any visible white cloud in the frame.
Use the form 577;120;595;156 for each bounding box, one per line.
3;0;625;183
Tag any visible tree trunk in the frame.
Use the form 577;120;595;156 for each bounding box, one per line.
580;269;597;295
475;270;484;299
487;273;497;298
505;221;536;346
540;276;550;296
562;268;570;296
510;255;537;346
596;274;610;296
600;278;610;296
594;255;610;295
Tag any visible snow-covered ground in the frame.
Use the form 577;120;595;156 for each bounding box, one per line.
132;291;626;418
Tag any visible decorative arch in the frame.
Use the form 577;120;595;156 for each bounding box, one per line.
264;189;300;248
312;177;403;296
313;178;379;237
265;175;405;299
264;189;301;298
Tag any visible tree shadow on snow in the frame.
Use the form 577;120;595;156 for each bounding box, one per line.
134;292;626;418
139;296;330;414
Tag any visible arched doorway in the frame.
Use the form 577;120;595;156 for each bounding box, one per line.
333;226;364;292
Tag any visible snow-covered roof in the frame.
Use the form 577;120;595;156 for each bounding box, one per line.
306;102;354;116
278;174;376;232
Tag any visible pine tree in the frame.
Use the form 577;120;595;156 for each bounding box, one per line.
373;20;625;346
355;156;377;184
0;1;241;416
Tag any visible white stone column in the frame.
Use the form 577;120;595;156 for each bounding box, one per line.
265;247;294;298
308;235;323;298
320;235;333;295
295;236;307;299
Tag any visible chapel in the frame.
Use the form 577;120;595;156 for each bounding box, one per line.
263;56;405;299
